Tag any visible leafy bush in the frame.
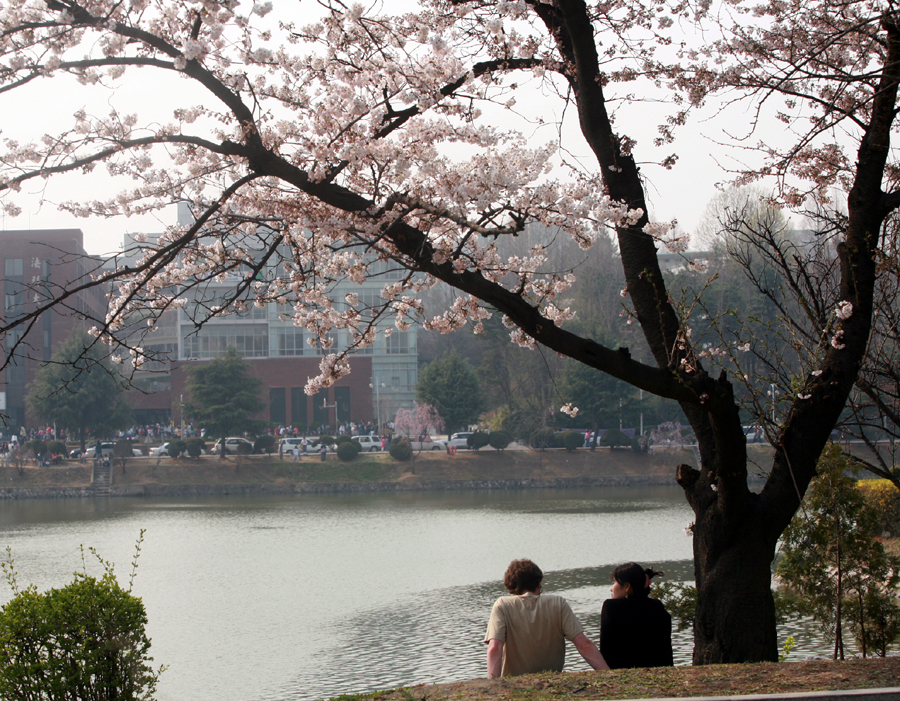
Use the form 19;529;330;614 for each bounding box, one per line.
600;429;631;449
337;441;361;461
561;430;583;451
469;431;491;451
167;439;187;458
185;438;206;459
319;435;336;447
389;437;412;461
47;441;67;457
857;479;900;535
254;435;276;454
530;428;555;450
631;434;651;453
488;430;511;451
27;440;48;457
0;538;162;701
235;440;253;456
334;434;353;445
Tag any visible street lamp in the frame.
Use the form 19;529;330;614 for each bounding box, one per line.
639;388;644;438
369;381;385;430
768;384;779;424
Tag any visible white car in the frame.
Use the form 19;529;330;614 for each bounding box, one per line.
447;432;474;449
150;442;206;457
409;436;448;451
213;437;255;454
149;442;173;457
352;435;382;452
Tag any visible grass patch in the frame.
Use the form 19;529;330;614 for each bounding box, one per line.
335;658;900;701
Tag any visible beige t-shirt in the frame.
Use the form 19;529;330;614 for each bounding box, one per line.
484;593;584;676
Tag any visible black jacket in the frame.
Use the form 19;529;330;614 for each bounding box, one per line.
599;597;674;669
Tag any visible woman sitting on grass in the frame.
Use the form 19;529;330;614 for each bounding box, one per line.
599;562;673;669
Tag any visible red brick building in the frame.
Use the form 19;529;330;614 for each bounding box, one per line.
0;229;107;430
164;356;373;431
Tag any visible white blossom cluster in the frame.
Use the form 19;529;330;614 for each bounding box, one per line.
0;0;690;389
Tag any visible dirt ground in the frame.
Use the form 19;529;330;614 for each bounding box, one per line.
349;658;900;701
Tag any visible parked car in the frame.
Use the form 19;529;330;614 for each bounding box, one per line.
278;437;314;453
69;441;115;459
149;442;173;457
409;436;448;451
352;435;382;452
447;432;474;450
212;437;255;454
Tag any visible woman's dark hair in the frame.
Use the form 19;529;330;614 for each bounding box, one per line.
504;559;543;595
611;562;664;598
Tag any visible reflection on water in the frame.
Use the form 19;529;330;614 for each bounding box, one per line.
0;487;825;701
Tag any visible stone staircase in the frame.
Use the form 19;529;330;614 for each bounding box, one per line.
92;459;112;496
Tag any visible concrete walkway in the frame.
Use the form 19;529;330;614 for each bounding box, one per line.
639;688;900;701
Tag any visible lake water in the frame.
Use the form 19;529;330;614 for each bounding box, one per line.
0;486;829;701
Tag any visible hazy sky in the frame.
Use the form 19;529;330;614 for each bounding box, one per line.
0;5;777;256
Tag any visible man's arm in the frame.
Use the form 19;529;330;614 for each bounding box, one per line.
573;632;609;671
486;638;504;678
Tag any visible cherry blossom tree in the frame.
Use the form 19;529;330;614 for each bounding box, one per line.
393;401;445;473
0;0;898;664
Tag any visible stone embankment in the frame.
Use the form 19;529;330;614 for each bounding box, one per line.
0;474;677;500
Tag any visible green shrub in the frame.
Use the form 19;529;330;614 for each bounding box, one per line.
488;430;511;451
562;430;583;451
337;441;361;461
631;435;650;453
167;439;187;458
600;429;631;449
530;428;555;450
0;540;162;701
389;437;412;461
469;431;491;451
254;435;276;454
235;441;253;456
27;440;48;457
319;435;336;447
335;434;353;445
185;438;205;459
857;479;900;535
47;441;66;457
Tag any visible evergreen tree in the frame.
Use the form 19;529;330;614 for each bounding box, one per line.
183;348;265;456
777;444;900;658
26;331;131;451
416;351;483;435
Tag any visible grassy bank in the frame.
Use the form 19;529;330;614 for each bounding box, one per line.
0;445;714;489
335;657;900;701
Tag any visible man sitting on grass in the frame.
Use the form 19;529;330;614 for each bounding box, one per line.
485;558;608;678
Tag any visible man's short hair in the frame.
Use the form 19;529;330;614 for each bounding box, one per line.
504;559;543;595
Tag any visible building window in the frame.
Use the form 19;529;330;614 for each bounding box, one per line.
385;331;409;354
291;387;307;428
184;326;269;358
335;386;350;423
144;343;176;371
270;388;286;425
276;328;305;356
4;259;23;277
312;389;329;427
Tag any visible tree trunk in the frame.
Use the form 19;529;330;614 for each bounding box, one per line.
835;540;844;660
691;526;778;663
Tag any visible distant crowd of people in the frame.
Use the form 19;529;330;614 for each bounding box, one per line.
485;559;672;678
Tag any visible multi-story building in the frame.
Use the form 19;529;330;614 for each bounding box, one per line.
123;210;417;429
0;229;108;430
